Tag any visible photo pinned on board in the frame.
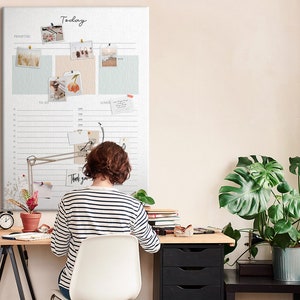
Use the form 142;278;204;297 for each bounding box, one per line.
41;24;64;43
16;47;41;68
101;44;117;67
74;131;99;165
49;77;66;101
64;71;82;96
70;40;94;60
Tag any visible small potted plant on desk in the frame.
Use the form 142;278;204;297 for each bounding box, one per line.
7;189;41;232
219;155;300;281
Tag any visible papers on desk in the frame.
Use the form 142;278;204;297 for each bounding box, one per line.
2;232;51;241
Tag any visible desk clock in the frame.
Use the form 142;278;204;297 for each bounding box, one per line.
0;211;14;229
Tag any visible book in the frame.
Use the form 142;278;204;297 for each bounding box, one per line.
149;219;180;226
147;213;178;219
148;217;180;224
152;225;176;229
145;207;178;214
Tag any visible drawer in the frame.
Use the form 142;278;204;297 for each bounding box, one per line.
163;266;221;285
163;246;222;267
163;285;221;300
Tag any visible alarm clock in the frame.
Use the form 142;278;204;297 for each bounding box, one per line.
0;211;14;229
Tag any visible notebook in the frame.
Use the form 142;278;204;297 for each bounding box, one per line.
2;232;51;241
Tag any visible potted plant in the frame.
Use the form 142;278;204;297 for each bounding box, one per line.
7;189;41;232
132;189;155;206
219;155;300;281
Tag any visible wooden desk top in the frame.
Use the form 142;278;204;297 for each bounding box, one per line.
159;232;235;246
0;227;51;246
0;228;235;246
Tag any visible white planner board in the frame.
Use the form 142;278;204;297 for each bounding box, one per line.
2;7;149;210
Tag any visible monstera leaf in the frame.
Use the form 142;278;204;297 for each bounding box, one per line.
219;156;284;219
222;222;241;262
132;189;155;205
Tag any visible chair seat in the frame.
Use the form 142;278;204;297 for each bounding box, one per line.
50;235;141;300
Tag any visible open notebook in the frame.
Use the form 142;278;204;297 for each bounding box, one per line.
2;232;51;241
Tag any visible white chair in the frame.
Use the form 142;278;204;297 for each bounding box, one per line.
50;234;141;300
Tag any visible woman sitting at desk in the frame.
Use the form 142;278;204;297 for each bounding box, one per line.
51;141;160;300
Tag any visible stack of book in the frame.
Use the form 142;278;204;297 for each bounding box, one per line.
145;207;180;230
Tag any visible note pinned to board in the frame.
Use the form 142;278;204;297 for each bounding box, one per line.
65;169;90;187
68;130;89;145
110;96;134;114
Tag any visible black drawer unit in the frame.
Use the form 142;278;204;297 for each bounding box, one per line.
153;243;224;300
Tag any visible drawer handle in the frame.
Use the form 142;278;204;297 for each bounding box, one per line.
178;248;205;252
177;285;205;290
180;267;204;271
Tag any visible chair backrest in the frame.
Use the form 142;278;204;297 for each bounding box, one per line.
69;234;141;300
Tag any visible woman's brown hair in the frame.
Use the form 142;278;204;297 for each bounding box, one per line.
83;141;131;184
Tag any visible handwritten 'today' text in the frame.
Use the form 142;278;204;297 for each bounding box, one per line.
61;16;87;27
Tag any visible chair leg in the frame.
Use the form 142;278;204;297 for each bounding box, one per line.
50;294;63;300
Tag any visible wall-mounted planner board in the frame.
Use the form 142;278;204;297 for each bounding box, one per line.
2;7;149;210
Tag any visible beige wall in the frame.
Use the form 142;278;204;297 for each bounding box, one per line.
1;0;299;299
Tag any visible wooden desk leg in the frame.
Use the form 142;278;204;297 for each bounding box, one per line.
17;245;36;300
7;246;25;300
226;291;235;300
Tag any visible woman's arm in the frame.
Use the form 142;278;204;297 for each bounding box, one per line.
51;200;71;256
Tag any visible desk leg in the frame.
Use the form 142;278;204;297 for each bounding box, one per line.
226;291;235;300
17;245;36;300
7;246;25;300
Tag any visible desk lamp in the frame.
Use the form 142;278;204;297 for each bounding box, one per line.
26;141;93;195
26;123;105;195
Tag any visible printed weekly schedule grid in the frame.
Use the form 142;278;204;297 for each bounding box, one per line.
2;7;149;210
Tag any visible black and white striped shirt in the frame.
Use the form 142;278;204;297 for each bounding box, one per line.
51;186;160;290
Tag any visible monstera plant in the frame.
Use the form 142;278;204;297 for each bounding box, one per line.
219;155;300;255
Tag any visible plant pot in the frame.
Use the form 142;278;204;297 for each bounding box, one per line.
272;247;300;281
20;212;41;233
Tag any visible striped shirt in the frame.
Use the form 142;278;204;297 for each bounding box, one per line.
51;186;160;290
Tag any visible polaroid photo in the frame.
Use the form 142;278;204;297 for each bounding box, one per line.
16;47;41;68
41;24;64;43
64;71;82;96
101;44;117;67
70;41;94;60
74;131;99;165
49;77;66;101
33;181;53;198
